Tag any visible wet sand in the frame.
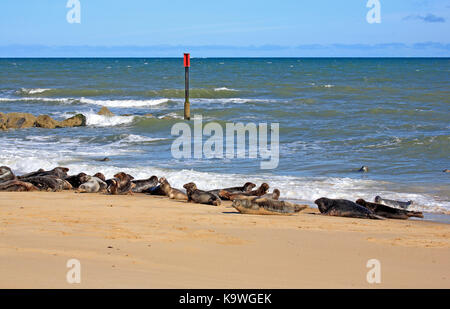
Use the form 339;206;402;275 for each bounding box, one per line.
0;191;449;288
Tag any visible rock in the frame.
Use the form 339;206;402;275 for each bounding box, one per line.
35;115;59;129
59;114;86;127
98;107;115;117
3;112;37;129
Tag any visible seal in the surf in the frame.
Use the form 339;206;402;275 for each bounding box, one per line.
183;182;222;206
232;197;307;216
374;196;413;209
314;197;384;220
132;176;159;193
356;199;423;220
0;166;16;183
359;166;369;173
159;177;188;201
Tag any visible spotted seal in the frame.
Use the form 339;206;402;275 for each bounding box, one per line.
232;197;307;216
374;196;413;209
218;183;270;201
356;199;423;220
315;197;384;220
183;182;221;206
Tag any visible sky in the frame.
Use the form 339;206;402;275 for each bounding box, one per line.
0;0;449;57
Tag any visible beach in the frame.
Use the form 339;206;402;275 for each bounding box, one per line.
1;191;449;289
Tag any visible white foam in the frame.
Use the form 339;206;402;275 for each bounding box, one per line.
83;112;135;127
79;97;169;108
0;97;72;103
214;87;238;92
18;88;51;94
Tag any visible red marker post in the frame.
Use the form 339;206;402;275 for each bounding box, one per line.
184;53;191;120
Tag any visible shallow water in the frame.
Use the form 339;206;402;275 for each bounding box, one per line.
0;58;449;213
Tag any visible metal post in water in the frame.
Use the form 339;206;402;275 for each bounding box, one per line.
184;53;191;120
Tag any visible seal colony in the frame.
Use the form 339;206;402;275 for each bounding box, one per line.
0;166;425;220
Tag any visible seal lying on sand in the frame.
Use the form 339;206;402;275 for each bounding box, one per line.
132;176;158;193
232;197;307;216
260;189;280;200
65;173;88;189
18;167;69;180
315;198;384;220
183;182;221;206
20;176;70;192
78;175;107;193
159;177;188;200
356;199;423;220
93;173;106;182
219;183;270;201
374;196;413;209
0;180;37;192
208;182;256;196
0;166;16;183
107;172;135;195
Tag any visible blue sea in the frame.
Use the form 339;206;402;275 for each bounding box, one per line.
0;58;449;214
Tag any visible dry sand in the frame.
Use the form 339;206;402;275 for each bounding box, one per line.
0;191;449;289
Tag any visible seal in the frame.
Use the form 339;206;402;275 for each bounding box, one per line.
159;177;188;200
232;197;307;216
78;175;107;193
0;166;16;183
359;166;369;173
65;172;88;189
443;169;450;173
0;180;37;192
21;175;67;192
218;183;270;201
107;172;135;195
374;196;413;209
356;199;423;220
132;176;158;193
18;167;69;180
314;197;384;220
208;182;256;196
183;182;222;206
260;189;280;200
94;173;106;182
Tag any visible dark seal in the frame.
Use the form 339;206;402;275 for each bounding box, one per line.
183;182;222;206
315;197;384;220
356;199;423;220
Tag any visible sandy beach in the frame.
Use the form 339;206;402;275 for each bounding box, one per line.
0;191;448;289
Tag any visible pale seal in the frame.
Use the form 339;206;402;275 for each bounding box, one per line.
159;177;188;201
374;196;413;209
78;175;107;193
232;197;307;216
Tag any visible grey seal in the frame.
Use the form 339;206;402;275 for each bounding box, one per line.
183;182;222;206
232;197;307;216
374;196;413;209
356;199;423;220
315;197;384;220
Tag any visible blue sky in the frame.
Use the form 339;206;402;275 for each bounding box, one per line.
0;0;449;57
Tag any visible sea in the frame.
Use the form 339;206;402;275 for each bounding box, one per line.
0;58;449;218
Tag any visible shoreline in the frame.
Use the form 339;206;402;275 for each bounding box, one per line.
0;191;449;288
